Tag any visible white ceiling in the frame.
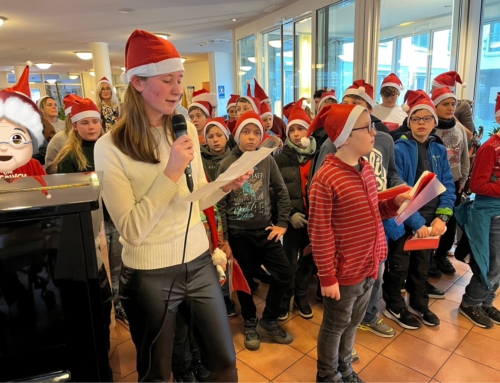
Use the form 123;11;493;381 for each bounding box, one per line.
0;0;299;74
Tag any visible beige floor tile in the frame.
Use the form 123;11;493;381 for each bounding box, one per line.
116;320;132;344
358;355;430;382
405;320;469;352
471;321;500;342
236;359;269;383
229;316;246;353
118;371;139;382
454;271;473;287
274;355;317;383
428;279;454;293
117;339;137;378
282;315;320;354
455;331;500;371
429;299;473;330
309;302;324;326
354;326;400;353
439;268;467;284
444;284;466;304
449;256;470;272
434;353;500;382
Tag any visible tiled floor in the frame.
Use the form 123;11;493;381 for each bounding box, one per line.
102;242;500;382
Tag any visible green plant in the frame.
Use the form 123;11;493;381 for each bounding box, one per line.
488;126;500;137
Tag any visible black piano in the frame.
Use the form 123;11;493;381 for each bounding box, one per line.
0;172;112;382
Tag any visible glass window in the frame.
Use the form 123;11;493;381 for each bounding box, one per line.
316;0;356;98
474;0;500;137
295;17;312;101
283;22;294;108
237;35;255;95
7;73;15;83
262;29;282;116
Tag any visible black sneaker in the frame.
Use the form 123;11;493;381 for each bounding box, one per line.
459;303;494;328
383;307;422;330
483;306;500;324
115;306;129;325
278;303;289;321
425;281;446;299
342;371;365;383
408;306;440;326
434;256;456;274
294;295;313;319
427;258;442;279
224;296;238;317
316;280;323;302
256;319;293;344
316;371;342;382
243;318;261;350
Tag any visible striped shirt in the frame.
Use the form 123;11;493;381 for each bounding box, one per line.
308;154;399;287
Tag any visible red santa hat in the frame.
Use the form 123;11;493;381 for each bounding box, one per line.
431;86;456;106
343;79;375;107
317;90;338;111
286;97;312;137
246;79;252;97
190;89;218;118
259;102;273;119
204;117;230;142
63;94;82;116
227;94;240;111
70;98;101;123
381;73;404;92
301;104;367;148
253;78;270;104
431;71;466;90
233;111;264;144
97;77;111;86
401;90;438;123
282;101;295;120
0;64;44;151
496;92;500;118
121;29;184;84
237;95;260;114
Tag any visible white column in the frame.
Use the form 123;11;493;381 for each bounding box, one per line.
91;42;112;85
0;71;9;89
13;66;25;82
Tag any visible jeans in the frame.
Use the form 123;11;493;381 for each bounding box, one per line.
317;278;374;379
362;263;384;324
104;219;123;310
463;215;500;307
120;252;237;382
228;227;292;321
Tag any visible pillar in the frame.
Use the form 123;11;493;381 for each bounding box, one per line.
91;42;112;85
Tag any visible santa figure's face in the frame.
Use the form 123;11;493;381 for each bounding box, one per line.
0;118;34;173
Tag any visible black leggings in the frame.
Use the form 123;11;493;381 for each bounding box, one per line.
120;252;237;382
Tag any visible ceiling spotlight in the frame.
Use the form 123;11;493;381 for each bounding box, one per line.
240;66;252;71
154;33;170;40
89;70;95;77
69;75;79;80
181;57;186;63
238;71;247;76
35;63;52;70
247;57;256;63
120;66;126;71
46;79;57;84
232;18;237;22
75;51;93;60
0;16;7;27
269;40;281;49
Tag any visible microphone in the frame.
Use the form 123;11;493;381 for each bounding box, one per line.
172;114;194;192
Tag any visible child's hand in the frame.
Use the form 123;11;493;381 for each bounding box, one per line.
322;283;341;300
430;217;447;236
265;225;286;242
221;240;233;261
416;225;430;238
290;212;308;229
221;169;254;192
394;192;413;207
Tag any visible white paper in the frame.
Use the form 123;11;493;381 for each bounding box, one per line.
183;147;274;202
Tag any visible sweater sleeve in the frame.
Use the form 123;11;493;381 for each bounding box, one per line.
308;176;338;287
94;138;179;247
436;145;457;216
270;157;291;228
470;144;500;197
45;132;66;174
458;124;470;187
455;101;476;135
378;197;400;220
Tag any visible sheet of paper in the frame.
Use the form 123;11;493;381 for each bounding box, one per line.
183;147;274;202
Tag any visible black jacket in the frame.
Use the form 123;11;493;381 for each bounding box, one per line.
200;145;230;182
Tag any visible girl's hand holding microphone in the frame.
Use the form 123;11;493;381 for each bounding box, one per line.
163;135;194;183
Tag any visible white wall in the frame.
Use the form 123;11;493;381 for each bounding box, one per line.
183;61;210;90
209;52;235;117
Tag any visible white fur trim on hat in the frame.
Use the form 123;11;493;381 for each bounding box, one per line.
433;92;456;107
431;80;454;91
495;110;500;117
318;96;337;111
71;110;101;123
189;102;210;118
234;117;264;144
344;88;374;107
192;93;218;108
204;122;230;142
409;105;438;125
240;96;259;114
260;111;272;119
286;119;309;137
65;106;72;116
334;105;366;147
127;57;184;82
0;96;44;151
381;82;403;90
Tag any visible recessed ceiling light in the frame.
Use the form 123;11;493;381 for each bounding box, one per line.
269;40;281;49
120;66;126;71
154;33;170;40
247;57;256;63
232;18;237;22
35;63;52;70
46;79;57;84
118;8;135;13
75;51;93;60
89;70;95;77
240;66;252;71
0;16;7;27
181;58;186;63
69;75;79;80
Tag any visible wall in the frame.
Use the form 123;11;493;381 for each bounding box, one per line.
209;52;235;117
183;61;210;90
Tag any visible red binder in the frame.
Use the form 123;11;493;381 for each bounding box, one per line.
378;184;412;201
404;235;441;251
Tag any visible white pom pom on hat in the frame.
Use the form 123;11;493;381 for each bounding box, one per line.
120;71;129;85
402;104;410;112
26;61;32;67
245;79;251;85
358;86;365;94
301;136;311;147
462;82;467;88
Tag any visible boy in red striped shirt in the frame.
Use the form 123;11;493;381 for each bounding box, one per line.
306;104;411;383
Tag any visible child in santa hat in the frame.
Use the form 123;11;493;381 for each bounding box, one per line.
252;78;287;138
372;73;407;126
201;117;231;182
260;102;282;155
316;90;338;113
236;94;261;117
306;104;410;383
383;90;455;330
188;89;218;145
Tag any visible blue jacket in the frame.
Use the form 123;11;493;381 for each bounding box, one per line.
455;195;500;289
388;133;456;236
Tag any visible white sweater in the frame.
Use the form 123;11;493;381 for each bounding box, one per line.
94;121;227;270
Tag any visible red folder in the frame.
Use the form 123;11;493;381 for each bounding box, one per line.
378;184;412;201
404;235;441;251
229;258;251;294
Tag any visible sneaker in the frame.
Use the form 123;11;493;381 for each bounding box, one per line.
483;306;500;324
173;370;196;383
243;318;261;350
358;319;396;338
425;281;446;299
342;371;365;383
351;349;360;362
316;280;323;302
115;306;129;325
427;260;442;279
316;371;342;382
278;304;289;321
434;256;456;274
256;319;293;344
224;296;238;317
383;307;422;330
194;365;211;382
408;306;440;326
459;303;494;328
294;295;313;319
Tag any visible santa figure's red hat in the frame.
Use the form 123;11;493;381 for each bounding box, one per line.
203;117;230;142
253;78;270;104
237;95;261;114
286;97;312;137
431;71;466;90
246;80;252;97
343;79;375;107
70;98;101;123
496;92;500;118
233;111;264;144
63;94;82;116
301;104;367;148
259;102;273;119
431;86;456;106
0;64;44;151
227;94;240;111
121;29;184;84
381;73;404;92
97;77;111;86
190;89;218;118
402;90;438;123
317;90;338;111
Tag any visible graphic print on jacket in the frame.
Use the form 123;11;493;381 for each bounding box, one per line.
367;147;387;191
233;166;265;220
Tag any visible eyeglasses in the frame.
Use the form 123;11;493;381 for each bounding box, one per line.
351;122;375;134
410;116;434;124
0;135;33;148
101;88;111;92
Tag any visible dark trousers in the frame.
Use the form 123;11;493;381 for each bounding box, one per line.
120;252;237;382
283;226;315;300
435;180;460;258
228;227;292;321
383;228;431;310
104;219;124;310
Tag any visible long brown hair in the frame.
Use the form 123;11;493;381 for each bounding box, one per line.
111;77;174;164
